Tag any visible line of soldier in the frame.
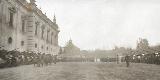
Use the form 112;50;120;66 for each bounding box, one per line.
122;52;160;65
0;48;57;68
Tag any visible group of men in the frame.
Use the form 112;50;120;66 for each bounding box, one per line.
124;52;160;67
0;48;58;68
33;53;57;67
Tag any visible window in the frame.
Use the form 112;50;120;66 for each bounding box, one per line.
0;14;2;23
9;12;14;27
22;20;25;32
41;45;43;49
35;43;37;48
8;7;17;27
21;41;24;46
8;37;12;44
47;47;48;50
51;32;53;44
35;22;39;35
47;30;50;42
8;7;16;27
42;29;44;39
55;34;57;38
41;26;44;39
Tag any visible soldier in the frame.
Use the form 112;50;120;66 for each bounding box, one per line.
116;54;119;64
125;55;130;67
53;55;57;64
37;53;41;67
40;53;45;67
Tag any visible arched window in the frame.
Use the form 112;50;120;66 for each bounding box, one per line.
8;37;12;44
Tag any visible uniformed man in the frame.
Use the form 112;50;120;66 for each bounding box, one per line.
125;55;130;67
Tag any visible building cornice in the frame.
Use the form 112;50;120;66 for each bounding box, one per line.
16;0;59;32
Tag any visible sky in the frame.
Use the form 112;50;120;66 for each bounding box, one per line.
32;0;160;50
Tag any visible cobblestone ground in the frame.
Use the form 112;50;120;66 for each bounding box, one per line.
0;62;160;80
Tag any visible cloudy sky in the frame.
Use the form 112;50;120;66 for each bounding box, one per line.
33;0;160;50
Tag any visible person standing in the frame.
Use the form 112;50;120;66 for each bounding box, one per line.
117;54;119;64
125;55;130;67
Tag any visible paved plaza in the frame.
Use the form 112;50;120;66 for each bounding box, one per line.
0;62;160;80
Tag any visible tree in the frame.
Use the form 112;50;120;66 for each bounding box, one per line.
136;38;149;50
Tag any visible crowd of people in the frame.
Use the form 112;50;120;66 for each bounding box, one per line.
0;48;58;68
122;52;160;66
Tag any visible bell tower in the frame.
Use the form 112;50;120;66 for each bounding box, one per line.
53;13;56;24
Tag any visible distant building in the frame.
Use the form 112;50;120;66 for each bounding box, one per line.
81;49;123;62
0;0;60;55
61;39;82;61
62;39;81;57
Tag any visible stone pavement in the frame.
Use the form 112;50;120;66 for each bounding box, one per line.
0;62;160;80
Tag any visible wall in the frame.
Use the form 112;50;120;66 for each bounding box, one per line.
0;0;60;55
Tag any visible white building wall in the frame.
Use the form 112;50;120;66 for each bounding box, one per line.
0;0;60;55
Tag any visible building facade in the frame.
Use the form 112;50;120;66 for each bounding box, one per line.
0;0;60;55
60;40;83;61
62;39;81;58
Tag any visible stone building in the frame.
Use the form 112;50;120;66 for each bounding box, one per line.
0;0;60;55
60;39;82;61
62;39;81;58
